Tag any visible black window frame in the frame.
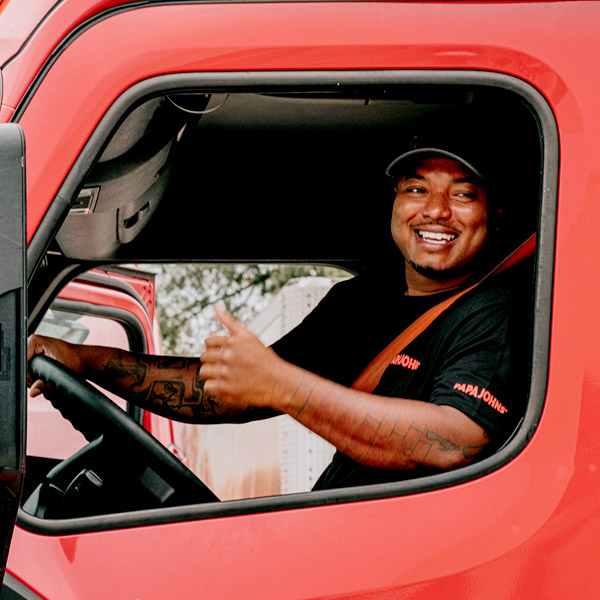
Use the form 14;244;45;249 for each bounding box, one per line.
21;69;557;535
46;295;149;422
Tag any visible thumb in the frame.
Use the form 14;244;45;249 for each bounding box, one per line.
214;305;245;335
29;380;45;397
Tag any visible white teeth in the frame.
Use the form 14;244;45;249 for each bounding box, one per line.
418;230;457;243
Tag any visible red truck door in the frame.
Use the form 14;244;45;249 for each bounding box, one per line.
0;124;26;586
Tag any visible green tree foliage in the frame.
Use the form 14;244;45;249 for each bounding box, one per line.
153;263;348;356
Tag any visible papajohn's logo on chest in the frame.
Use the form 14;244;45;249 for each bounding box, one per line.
390;353;421;371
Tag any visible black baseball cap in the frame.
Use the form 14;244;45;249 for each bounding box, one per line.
386;108;497;185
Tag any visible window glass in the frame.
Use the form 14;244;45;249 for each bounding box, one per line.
153;263;352;500
23;82;545;518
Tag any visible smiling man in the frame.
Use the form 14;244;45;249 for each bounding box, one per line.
390;157;489;296
28;112;532;491
197;123;531;489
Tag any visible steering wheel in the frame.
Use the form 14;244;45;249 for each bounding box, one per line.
25;355;218;518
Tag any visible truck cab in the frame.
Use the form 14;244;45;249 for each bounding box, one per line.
0;0;596;597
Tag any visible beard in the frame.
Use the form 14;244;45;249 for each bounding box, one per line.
406;259;473;281
405;247;489;282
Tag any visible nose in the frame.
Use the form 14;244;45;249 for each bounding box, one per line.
422;190;452;221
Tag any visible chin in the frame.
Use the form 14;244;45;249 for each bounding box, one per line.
408;256;477;281
410;264;467;281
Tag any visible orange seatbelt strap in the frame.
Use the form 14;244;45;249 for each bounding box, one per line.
351;233;536;393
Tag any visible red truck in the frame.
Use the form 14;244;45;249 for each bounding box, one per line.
0;0;596;597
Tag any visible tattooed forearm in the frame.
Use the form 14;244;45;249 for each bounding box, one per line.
277;370;489;470
149;380;185;405
144;360;235;422
359;421;488;467
147;358;222;419
424;429;461;454
89;349;275;424
459;429;490;459
104;351;149;391
191;367;220;416
156;357;191;370
425;428;489;460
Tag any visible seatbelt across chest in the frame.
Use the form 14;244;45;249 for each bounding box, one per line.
351;234;536;393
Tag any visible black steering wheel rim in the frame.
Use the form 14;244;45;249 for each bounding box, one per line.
30;354;219;506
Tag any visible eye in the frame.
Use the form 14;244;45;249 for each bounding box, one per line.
405;185;427;194
451;188;479;202
454;192;476;201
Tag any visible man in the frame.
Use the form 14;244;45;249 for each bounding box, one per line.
29;115;532;490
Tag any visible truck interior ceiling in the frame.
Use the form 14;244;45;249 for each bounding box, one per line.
33;83;542;289
23;79;546;524
29;82;543;327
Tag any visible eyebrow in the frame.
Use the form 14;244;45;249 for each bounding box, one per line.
454;177;480;185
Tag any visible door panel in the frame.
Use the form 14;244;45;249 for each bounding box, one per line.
0;124;26;583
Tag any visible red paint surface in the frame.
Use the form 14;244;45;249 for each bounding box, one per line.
3;1;600;597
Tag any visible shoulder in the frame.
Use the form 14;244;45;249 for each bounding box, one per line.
429;259;534;350
444;282;511;331
455;256;535;317
304;267;406;312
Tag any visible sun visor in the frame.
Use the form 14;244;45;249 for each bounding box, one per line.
56;98;199;259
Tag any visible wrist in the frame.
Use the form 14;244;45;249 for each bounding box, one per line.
79;343;110;378
273;363;318;417
263;357;302;413
76;344;92;378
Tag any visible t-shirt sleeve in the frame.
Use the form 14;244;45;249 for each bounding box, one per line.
427;291;518;438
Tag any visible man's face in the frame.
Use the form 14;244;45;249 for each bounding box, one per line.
391;157;488;288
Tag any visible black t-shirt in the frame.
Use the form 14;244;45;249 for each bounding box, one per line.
271;262;532;490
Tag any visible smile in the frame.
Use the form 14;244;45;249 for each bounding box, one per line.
417;230;458;244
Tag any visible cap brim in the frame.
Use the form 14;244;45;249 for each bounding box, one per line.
385;148;485;182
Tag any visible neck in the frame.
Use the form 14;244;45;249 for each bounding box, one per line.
404;263;472;296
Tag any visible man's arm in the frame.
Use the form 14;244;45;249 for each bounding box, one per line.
270;374;488;470
27;334;276;424
200;307;489;471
